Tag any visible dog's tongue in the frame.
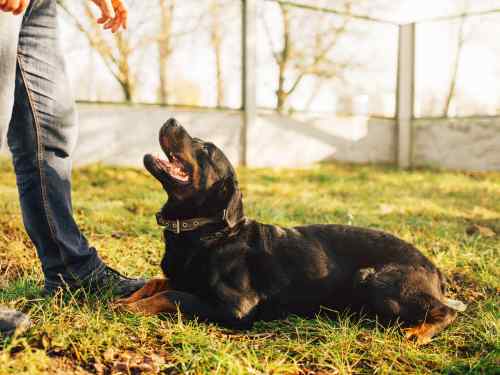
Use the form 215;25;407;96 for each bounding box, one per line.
157;156;189;182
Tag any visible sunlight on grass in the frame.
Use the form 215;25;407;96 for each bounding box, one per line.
1;158;499;374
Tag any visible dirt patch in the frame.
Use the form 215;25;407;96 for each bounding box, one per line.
93;349;167;375
47;357;92;375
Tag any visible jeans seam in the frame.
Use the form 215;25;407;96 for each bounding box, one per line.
21;0;37;24
16;55;72;276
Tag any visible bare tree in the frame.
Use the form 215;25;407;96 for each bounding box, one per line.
209;0;225;108
263;1;355;113
156;1;208;105
442;0;476;117
158;0;176;104
443;19;469;116
57;0;157;102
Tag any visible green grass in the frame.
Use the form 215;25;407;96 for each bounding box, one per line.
1;158;499;374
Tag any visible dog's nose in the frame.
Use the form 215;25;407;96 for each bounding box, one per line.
165;118;180;128
160;119;180;138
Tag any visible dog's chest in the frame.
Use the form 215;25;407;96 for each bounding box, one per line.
161;240;212;294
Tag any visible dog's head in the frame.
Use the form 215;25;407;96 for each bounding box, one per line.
144;119;243;225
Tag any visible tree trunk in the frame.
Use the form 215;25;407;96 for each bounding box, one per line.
121;82;133;102
443;16;466;117
211;0;225;108
276;5;291;114
116;33;135;102
158;0;175;104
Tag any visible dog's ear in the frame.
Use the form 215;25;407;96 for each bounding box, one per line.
224;178;244;228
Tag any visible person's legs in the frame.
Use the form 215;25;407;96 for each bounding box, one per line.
6;0;106;290
2;0;144;296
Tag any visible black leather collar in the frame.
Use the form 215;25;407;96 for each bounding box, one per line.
156;209;230;234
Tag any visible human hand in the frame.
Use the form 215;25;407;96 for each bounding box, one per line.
90;0;128;33
0;0;30;15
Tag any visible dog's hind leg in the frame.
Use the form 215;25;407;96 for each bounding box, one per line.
353;265;462;344
113;278;171;306
403;303;457;345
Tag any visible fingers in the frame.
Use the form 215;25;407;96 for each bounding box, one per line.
13;0;29;15
113;0;128;31
1;0;29;14
94;0;115;24
0;0;19;12
92;0;128;33
105;0;128;33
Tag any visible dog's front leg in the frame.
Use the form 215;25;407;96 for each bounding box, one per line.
120;290;255;329
113;278;171;306
119;290;179;315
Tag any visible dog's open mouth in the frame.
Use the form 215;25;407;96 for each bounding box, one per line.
152;151;190;184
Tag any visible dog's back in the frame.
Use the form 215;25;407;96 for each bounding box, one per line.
213;220;464;344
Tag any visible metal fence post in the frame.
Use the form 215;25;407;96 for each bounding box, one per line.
241;0;257;167
396;23;415;168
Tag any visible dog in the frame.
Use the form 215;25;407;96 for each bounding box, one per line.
115;118;466;344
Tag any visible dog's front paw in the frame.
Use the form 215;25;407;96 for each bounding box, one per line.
112;298;128;306
113;299;154;314
110;298;134;312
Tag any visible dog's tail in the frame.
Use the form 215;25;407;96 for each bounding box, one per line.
436;269;467;312
404;296;461;345
442;298;467;312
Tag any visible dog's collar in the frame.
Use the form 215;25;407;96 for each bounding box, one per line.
156;209;229;234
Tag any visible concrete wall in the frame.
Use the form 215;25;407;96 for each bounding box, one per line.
413;117;500;171
72;104;396;168
2;104;499;171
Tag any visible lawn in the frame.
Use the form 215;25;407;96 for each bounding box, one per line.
0;158;499;374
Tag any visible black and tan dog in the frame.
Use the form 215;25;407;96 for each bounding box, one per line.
115;119;466;344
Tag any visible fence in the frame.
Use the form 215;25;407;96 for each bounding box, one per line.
258;2;500;170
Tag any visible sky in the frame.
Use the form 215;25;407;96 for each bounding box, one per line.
372;0;499;23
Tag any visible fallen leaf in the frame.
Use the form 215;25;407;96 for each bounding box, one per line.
101;350;165;374
93;362;106;375
379;204;395;215
466;224;496;237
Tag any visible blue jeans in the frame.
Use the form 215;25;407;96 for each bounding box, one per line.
0;0;105;290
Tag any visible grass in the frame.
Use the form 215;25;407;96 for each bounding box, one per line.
0;158;499;374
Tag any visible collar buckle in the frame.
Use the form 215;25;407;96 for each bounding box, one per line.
156;212;165;226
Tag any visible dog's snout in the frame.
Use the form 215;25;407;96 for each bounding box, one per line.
165;118;179;128
160;118;181;139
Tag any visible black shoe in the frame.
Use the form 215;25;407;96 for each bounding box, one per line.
43;266;145;299
0;307;31;337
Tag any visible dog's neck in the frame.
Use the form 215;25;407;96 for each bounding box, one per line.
160;188;232;220
157;182;246;240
